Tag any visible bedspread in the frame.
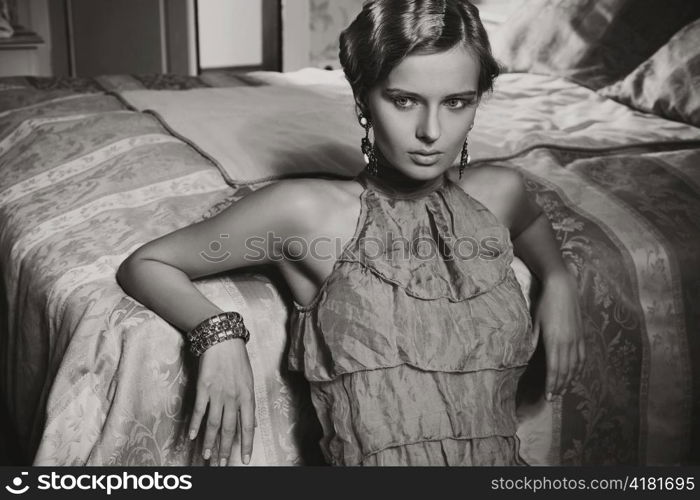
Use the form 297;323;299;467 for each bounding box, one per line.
1;70;699;465
498;145;700;465
0;85;323;466
121;69;700;465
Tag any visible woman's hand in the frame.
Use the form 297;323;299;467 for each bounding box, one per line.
534;271;586;400
188;339;256;466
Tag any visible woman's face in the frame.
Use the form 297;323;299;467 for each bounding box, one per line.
366;45;480;180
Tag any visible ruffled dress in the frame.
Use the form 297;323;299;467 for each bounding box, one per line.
288;168;538;466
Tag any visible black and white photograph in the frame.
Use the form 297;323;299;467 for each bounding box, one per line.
0;0;699;474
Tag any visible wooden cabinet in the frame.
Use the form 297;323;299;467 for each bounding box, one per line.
63;0;279;77
66;0;196;76
0;0;282;78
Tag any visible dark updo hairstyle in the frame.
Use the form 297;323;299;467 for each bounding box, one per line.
339;0;500;118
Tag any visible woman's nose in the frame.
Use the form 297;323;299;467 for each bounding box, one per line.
416;109;441;143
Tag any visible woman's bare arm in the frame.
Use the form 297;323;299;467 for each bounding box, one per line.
505;171;585;400
116;180;315;331
511;208;569;282
116;178;320;466
460;166;584;401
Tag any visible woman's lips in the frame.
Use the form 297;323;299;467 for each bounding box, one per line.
409;152;443;166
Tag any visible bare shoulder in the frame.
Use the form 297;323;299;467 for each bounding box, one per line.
251;176;357;209
446;165;526;228
260;176;363;233
118;176;364;282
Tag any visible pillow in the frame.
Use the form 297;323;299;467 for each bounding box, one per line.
120;85;365;184
491;0;700;90
119;73;700;186
598;19;700;128
471;0;526;39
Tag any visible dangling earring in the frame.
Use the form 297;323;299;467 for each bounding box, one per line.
459;137;471;179
359;113;378;176
459;125;473;180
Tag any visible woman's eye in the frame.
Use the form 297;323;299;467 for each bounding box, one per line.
445;99;468;109
392;96;415;109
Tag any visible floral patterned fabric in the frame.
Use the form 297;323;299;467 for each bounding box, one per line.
1;68;699;466
492;145;700;465
0;88;322;466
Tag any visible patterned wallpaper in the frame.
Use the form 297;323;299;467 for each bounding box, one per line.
309;0;364;69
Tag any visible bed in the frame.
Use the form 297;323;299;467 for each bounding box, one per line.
2;5;699;466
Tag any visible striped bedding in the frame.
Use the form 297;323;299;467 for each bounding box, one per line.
0;76;321;466
0;70;698;465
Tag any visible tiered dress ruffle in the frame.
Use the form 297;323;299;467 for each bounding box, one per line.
289;171;537;466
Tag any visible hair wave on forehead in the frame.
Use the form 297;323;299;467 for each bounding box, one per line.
339;0;500;117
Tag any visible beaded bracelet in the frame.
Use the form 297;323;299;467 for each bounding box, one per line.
187;311;250;357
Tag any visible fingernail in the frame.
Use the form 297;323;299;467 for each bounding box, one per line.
203;449;211;460
546;391;552;401
243;454;250;465
189;430;196;440
220;458;227;466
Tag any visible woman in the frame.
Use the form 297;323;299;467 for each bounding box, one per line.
117;0;584;466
